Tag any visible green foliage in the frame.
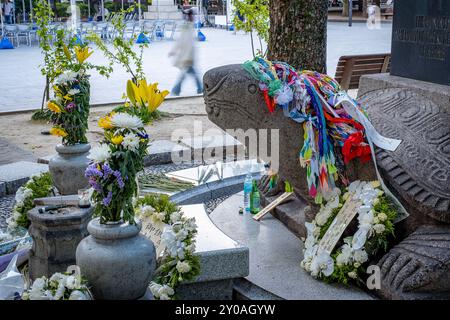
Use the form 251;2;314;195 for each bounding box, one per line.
11;172;53;229
232;0;269;57
86;6;147;82
50;77;91;145
136;194;179;217
31;109;52;121
318;206;341;239
365;195;397;255
35;0;59;83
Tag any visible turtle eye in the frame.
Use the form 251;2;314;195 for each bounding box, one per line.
248;84;257;94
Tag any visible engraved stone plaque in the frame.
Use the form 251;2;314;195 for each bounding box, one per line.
391;0;450;85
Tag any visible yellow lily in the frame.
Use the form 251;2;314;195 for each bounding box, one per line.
47;101;62;113
126;79;169;112
75;46;93;64
147;82;169;112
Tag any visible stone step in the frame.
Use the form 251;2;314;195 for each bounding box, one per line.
210;192;375;300
0;161;48;196
148;0;175;6
148;5;180;12
232;278;283;300
144;11;183;20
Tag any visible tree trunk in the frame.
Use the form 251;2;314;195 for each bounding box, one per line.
268;0;328;73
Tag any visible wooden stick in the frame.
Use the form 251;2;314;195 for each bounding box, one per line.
252;192;293;221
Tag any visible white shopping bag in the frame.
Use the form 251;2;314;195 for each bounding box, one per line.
0;254;24;300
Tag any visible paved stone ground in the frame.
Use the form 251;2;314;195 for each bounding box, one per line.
0;138;36;165
0;195;14;230
0;22;392;112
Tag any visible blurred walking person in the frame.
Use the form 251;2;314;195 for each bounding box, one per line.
2;0;13;24
169;9;203;96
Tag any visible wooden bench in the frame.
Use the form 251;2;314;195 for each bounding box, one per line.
334;53;391;90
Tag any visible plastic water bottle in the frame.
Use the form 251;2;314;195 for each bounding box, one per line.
243;174;253;213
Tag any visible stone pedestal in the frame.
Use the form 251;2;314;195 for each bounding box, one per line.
28;205;93;280
145;0;182;20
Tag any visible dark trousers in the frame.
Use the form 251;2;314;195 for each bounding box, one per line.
172;66;203;95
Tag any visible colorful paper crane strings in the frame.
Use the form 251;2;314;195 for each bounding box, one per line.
243;58;372;203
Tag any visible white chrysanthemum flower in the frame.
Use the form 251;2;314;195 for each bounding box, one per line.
353;250;369;264
184;218;197;232
87;144;111;163
56;71;78;84
176;261;191;274
185;243;196;253
67;88;80;96
111;113;143;130
170;212;181;224
122;133;140;151
373;223;386;234
69;290;90;300
377;212;387;222
348;271;358;279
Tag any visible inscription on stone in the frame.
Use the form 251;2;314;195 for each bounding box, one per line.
391;0;450;85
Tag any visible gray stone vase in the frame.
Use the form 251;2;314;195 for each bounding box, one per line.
49;143;91;195
76;218;156;300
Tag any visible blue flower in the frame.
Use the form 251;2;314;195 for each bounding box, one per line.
85;163;103;178
102;191;113;206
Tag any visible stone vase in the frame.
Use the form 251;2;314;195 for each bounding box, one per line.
49;143;91;195
76;218;156;300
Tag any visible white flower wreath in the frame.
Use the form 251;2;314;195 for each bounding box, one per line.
301;180;397;284
136;195;200;300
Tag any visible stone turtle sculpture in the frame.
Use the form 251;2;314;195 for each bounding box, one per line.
203;65;450;300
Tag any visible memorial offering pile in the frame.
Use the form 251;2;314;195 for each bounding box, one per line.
136;194;200;300
47;43;107;145
300;180;397;285
87;110;150;224
243;58;389;203
23;270;91;300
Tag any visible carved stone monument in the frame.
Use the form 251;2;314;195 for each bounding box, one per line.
391;0;450;85
203;0;450;300
357;0;450;300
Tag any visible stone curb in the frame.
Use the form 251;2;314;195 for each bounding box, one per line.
0;95;203;116
0;161;49;197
